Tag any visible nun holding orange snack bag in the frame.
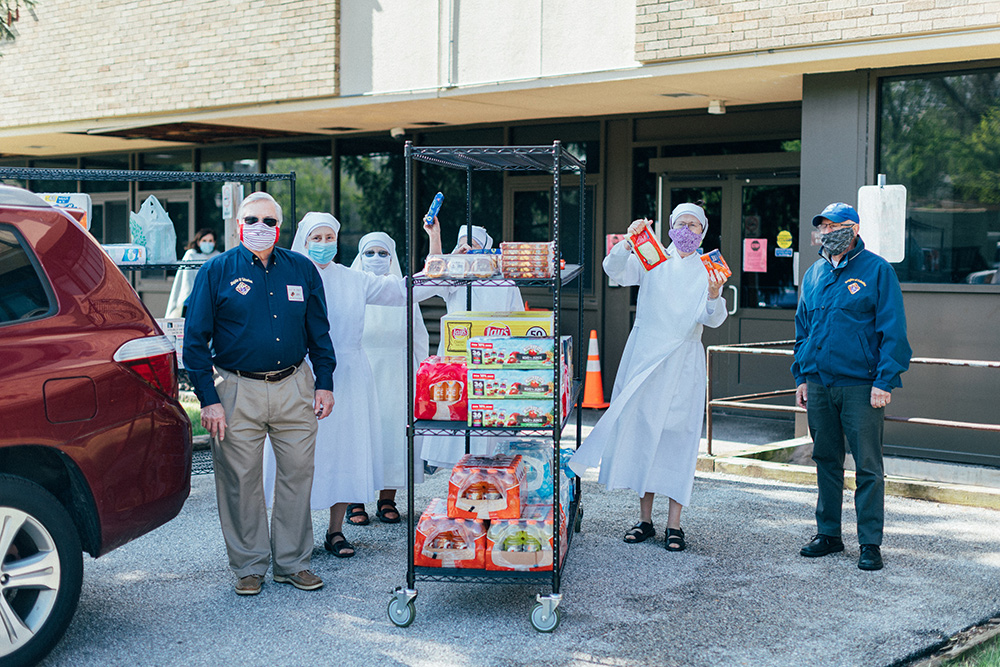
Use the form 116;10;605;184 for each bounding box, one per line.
569;202;728;553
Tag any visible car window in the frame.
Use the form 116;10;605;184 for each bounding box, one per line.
0;225;54;325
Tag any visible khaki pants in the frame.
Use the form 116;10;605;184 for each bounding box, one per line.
212;364;317;577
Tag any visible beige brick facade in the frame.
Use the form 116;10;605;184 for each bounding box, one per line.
636;0;1000;61
0;0;339;128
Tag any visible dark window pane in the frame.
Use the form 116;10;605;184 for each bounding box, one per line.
338;148;405;268
0;227;52;324
138;150;193;189
267;143;333;250
740;183;799;309
632;146;657;220
879;68;1000;285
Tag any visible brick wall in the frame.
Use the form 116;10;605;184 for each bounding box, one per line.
636;0;1000;61
0;0;339;127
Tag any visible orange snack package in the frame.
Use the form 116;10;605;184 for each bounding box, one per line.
447;454;526;520
629;224;668;271
700;249;732;279
413;498;487;569
485;504;568;572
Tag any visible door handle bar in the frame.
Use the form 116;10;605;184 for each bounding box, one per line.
727;284;738;315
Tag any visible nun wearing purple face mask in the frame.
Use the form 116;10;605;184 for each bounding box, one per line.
569;203;728;553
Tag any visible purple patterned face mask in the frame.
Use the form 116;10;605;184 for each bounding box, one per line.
668;225;702;254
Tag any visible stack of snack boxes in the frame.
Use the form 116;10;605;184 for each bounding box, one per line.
499;241;555;279
415;451;570;572
440;311;553;356
466;335;572;428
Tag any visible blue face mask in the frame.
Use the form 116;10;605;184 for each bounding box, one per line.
307;240;338;265
198;241;215;255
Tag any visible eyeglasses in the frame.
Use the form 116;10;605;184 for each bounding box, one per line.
243;216;279;227
817;221;854;233
363;250;391;258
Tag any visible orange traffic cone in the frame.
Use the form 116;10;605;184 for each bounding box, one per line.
581;330;610;409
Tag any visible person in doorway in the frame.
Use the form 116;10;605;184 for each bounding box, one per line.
569;203;728;551
263;212;409;558
792;202;911;571
183;192;335;596
165;227;220;318
347;231;438;525
419;222;524;471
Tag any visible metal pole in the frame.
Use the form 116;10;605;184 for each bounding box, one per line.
404;142;416;590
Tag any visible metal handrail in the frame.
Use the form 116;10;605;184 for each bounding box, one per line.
705;340;1000;456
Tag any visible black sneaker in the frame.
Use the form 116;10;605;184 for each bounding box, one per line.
800;534;845;557
858;544;883;571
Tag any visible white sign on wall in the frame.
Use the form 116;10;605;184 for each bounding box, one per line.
858;175;907;263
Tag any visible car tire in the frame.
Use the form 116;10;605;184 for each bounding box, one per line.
0;474;83;667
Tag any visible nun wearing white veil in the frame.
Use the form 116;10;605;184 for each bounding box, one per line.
569;203;728;553
347;231;438;525
420;222;525;469
263;212;407;559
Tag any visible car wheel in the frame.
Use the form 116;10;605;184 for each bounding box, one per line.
0;474;83;667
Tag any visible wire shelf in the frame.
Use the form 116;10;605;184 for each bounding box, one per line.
0;166;294;183
412;264;583;288
409;145;586;173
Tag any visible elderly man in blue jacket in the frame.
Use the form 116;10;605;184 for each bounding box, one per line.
791;202;911;571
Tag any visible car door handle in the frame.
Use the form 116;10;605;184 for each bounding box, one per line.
727;284;738;315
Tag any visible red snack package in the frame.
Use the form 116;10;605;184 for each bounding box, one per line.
700;249;732;279
414;356;468;421
628;224;668;271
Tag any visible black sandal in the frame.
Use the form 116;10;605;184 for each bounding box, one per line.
376;499;401;524
345;503;370;526
624;521;655;544
324;531;355;558
666;528;686;552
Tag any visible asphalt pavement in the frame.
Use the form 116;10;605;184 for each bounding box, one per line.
41;415;1000;667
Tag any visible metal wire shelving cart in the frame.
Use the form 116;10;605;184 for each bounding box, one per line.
390;141;586;633
0;166;296;272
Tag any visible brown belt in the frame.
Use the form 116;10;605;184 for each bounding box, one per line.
227;362;300;383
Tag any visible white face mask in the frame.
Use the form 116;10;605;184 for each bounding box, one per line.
240;221;278;252
361;254;392;276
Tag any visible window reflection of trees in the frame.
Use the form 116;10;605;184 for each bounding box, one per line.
880;70;1000;284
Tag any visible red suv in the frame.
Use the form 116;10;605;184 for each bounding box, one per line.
0;185;192;666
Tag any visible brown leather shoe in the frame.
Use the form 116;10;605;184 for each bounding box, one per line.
235;574;264;596
273;569;323;591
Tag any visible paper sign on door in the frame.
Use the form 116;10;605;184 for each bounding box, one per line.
744;238;768;273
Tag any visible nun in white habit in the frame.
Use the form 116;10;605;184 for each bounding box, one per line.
420;222;525;469
569;203;728;552
263;212;407;558
348;231;437;525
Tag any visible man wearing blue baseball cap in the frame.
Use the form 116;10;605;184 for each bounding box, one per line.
791;202;911;571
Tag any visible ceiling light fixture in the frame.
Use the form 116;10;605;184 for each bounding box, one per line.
708;100;726;115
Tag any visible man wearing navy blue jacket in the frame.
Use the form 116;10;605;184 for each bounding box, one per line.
792;202;911;571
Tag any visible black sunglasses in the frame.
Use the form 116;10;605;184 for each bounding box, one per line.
243;216;279;227
363;250;391;258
